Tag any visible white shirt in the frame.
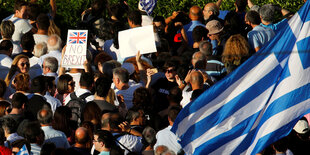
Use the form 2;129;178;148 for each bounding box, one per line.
4;133;24;148
113;133;143;154
64;88;94;105
33;34;49;44
0;53;12;67
3;14;32;44
0;54;12;79
154;126;182;154
38;50;62;67
0;39;22;56
114;82;142;109
44;92;62;113
142;15;153;26
67;72;81;90
180;90;193;108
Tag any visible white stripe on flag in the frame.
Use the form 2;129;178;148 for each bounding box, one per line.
244;97;310;154
269;21;310;104
184;84;276;154
176;53;280;137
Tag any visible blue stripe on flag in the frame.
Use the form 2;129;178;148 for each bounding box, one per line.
194;112;260;154
171;1;310;154
178;64;283;145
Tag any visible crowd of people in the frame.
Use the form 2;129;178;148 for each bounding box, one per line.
0;0;309;154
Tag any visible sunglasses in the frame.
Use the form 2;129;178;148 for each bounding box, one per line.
68;81;75;86
166;69;175;73
20;62;30;67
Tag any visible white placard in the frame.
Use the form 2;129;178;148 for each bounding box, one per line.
61;30;88;69
118;25;157;58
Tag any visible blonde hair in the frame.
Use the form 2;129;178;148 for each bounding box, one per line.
222;34;249;65
48;19;61;36
106;88;115;105
4;55;29;86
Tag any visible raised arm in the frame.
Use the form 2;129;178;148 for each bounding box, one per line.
216;0;223;8
247;0;254;9
50;0;57;19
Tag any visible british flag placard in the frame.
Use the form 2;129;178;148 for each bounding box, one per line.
68;31;87;44
62;30;88;69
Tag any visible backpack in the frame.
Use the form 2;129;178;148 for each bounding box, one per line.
66;92;92;125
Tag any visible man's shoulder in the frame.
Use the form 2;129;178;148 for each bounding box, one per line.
157;126;172;136
3;14;14;21
93;100;117;110
42;126;67;136
118;133;142;143
129;82;143;89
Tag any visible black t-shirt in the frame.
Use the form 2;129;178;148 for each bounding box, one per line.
151;78;178;113
92;100;117;112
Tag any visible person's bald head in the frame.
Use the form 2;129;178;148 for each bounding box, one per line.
75;127;89;145
190;71;204;88
37;108;53;125
189;5;202;21
203;3;219;20
101;112;111;129
47;34;62;52
155;145;168;155
192;52;207;69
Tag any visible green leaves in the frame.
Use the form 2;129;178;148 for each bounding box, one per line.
0;0;304;30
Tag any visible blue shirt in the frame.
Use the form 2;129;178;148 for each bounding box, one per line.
183;21;205;46
247;25;275;50
41;126;70;149
99;151;110;155
260;18;288;34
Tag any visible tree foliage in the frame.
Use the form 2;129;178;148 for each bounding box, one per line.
0;0;304;29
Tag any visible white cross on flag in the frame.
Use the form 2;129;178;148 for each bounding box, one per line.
171;1;310;154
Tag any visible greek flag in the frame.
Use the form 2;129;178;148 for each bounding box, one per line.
139;0;157;15
17;144;30;155
171;1;310;155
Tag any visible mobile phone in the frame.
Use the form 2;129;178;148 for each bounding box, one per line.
150;68;158;73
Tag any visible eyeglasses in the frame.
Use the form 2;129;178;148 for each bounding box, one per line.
20;62;30;67
166;69;175;73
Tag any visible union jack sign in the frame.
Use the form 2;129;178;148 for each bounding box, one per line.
68;32;87;44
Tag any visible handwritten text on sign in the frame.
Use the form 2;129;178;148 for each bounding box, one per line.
62;30;88;69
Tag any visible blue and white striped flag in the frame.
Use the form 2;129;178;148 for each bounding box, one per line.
171;1;310;155
139;0;157;15
17;144;31;155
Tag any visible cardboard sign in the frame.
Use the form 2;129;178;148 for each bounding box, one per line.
61;30;88;68
118;25;157;58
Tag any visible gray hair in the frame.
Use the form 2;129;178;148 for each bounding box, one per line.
0;20;15;39
192;51;206;60
199;40;212;56
47;34;62;52
259;4;275;23
209;4;219;16
44;56;58;73
37;108;53;125
113;67;129;83
34;42;47;57
142;126;156;145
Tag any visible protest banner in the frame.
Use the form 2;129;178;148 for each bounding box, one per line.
118;25;157;58
61;30;88;69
